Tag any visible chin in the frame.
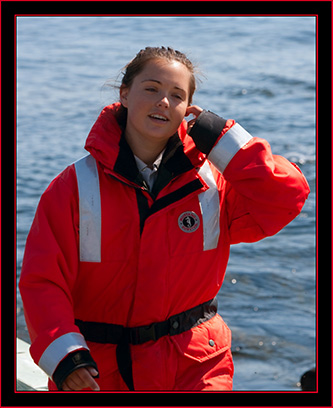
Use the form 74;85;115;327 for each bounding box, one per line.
146;128;175;141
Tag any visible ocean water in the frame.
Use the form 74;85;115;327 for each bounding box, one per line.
16;16;316;391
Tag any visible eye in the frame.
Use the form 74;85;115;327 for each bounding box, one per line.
173;94;184;101
145;87;157;93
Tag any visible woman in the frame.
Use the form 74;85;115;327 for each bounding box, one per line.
19;46;310;391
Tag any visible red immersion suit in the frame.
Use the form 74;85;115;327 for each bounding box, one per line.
19;104;310;390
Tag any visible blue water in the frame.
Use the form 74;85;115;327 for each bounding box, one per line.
16;16;316;391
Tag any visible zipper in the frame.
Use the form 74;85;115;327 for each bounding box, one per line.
137;178;205;235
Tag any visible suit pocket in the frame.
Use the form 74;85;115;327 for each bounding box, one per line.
170;314;231;362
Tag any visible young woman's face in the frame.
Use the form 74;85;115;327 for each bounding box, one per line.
120;58;191;145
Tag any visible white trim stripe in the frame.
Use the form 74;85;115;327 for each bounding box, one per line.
198;161;220;251
38;332;89;377
208;123;253;173
75;155;102;262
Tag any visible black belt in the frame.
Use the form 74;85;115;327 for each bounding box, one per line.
75;297;217;390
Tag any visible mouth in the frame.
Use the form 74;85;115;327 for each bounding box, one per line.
148;113;169;122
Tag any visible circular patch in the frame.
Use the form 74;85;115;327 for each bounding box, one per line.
178;211;200;233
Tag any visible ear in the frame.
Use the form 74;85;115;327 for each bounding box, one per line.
119;85;129;108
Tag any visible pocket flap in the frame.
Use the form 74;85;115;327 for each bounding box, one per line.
170;314;231;362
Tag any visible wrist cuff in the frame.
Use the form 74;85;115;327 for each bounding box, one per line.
189;110;227;154
52;349;99;390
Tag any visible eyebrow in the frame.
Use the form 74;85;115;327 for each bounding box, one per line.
141;79;186;93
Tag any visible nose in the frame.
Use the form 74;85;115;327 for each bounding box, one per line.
157;96;169;109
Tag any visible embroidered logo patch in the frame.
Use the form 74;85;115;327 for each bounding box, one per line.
178;211;200;233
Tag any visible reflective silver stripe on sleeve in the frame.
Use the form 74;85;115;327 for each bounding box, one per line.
74;154;101;262
208;123;253;173
198;161;220;251
38;332;89;377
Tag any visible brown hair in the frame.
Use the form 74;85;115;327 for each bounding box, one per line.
115;46;198;127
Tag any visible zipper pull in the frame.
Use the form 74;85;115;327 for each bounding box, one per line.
142;180;149;191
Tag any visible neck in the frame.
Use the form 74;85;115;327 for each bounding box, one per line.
124;130;168;167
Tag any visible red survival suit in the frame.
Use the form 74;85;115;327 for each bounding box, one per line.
19;104;310;391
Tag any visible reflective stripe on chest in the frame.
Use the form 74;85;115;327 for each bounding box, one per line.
74;154;101;262
197;161;221;251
